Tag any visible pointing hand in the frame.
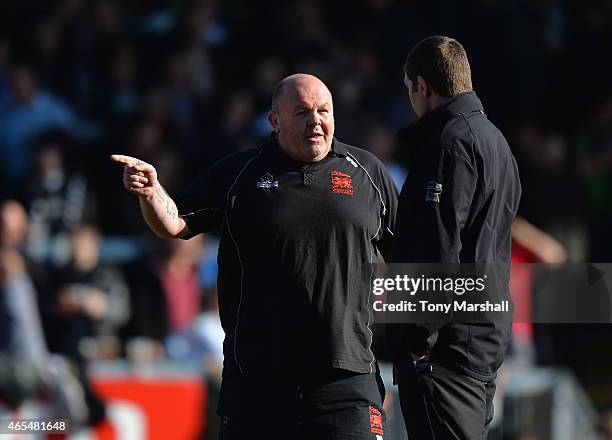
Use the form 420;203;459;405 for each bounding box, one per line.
110;154;158;198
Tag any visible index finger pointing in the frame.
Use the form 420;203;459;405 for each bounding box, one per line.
110;154;139;166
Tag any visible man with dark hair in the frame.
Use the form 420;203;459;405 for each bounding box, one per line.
112;74;397;440
389;36;521;439
402;36;473;100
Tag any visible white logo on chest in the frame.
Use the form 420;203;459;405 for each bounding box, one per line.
256;173;279;189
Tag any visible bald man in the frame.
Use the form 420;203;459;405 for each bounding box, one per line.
112;74;397;439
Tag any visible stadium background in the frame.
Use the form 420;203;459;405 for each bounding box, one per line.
1;0;612;438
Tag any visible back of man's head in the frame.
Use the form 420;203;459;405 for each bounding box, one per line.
403;36;472;98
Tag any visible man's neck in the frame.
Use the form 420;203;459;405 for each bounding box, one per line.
426;94;447;115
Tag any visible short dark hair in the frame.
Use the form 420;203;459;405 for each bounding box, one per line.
403;36;472;98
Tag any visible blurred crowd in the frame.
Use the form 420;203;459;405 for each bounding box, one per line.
1;0;612;436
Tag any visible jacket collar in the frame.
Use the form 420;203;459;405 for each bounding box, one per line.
397;91;485;145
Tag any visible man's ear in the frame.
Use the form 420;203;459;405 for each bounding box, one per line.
416;76;430;98
268;111;280;133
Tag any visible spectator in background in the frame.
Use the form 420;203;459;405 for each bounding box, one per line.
1;200;28;250
0;245;47;372
183;4;216;99
0;199;90;426
121;237;170;346
513;123;587;260
164;235;224;365
123;234;222;367
0;67;78;192
1;199;53;363
485;217;569;434
1;199;54;308
364;122;407;190
166;52;205;158
130;119;183;187
250;59;287;138
50;224;129;360
23;131;96;265
192;290;224;367
105;42;140;120
33;17;69;97
216;90;258;155
0;248;51;410
161;235;204;332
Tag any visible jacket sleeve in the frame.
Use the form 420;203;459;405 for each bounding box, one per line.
389;145;477;358
430;146;477;262
394;145;476;263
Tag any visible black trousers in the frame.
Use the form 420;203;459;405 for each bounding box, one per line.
398;357;496;440
218;369;387;440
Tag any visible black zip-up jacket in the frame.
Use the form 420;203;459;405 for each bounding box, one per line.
389;91;521;381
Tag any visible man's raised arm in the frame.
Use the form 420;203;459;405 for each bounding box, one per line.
110;154;191;239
